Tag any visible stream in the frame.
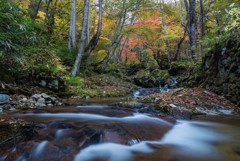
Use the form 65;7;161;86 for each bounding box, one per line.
0;97;240;161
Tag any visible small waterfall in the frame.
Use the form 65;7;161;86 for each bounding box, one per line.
55;129;67;139
160;77;178;92
133;90;140;97
33;140;48;156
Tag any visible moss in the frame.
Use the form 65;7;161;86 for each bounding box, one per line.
153;104;170;113
16;105;31;109
67;74;136;98
65;76;84;87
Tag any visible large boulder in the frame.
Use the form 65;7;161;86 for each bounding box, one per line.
134;69;170;87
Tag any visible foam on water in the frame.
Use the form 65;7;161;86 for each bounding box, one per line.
133;91;140;97
19;113;173;126
74;142;153;161
55;129;69;139
73;120;237;161
33;140;48;156
160;120;231;157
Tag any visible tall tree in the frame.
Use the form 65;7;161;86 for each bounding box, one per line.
188;0;197;60
68;0;77;49
96;0;127;72
72;0;90;76
85;0;103;55
87;0;91;43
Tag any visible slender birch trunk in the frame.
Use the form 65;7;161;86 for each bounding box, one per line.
68;0;76;49
85;0;103;54
87;0;91;43
72;0;90;76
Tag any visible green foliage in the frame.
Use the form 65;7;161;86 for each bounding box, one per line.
201;2;240;49
0;0;42;57
224;3;240;38
16;105;31;109
56;47;78;66
65;76;84;87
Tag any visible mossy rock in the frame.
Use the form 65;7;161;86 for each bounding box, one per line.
134;69;170;87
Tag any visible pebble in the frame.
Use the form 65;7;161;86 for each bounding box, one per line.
22;98;28;102
169;104;177;108
35;103;46;107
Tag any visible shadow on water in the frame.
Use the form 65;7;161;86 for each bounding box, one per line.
0;97;240;161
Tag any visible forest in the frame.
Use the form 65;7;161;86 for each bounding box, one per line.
0;0;240;161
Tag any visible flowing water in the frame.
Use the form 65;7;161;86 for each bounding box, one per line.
0;98;240;161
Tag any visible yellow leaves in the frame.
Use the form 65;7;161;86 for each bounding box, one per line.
98;50;107;55
14;0;30;9
100;36;111;43
36;11;46;23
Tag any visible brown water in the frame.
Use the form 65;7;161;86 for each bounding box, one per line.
0;98;240;161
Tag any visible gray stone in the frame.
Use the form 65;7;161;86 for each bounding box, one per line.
49;80;59;90
35;103;46;107
50;97;57;102
22;98;28;102
39;80;47;87
32;94;42;100
37;98;45;103
0;94;10;105
41;93;49;98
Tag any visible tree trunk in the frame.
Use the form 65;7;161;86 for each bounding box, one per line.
68;0;77;49
96;0;127;72
32;0;42;20
87;0;91;43
72;0;90;76
116;37;128;64
188;0;197;60
84;0;103;55
93;2;97;32
175;22;188;60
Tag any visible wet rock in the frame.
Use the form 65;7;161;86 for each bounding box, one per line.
119;101;144;109
0;106;3;113
0;94;9;105
132;88;160;97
